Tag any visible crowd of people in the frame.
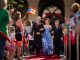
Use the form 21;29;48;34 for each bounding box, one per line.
0;0;80;60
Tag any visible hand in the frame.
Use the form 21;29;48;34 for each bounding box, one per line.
51;31;54;34
37;32;40;35
61;37;63;41
9;19;13;26
63;28;67;34
52;36;54;38
40;28;44;31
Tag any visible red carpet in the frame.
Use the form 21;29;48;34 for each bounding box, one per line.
24;55;61;60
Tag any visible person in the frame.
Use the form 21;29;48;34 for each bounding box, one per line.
70;3;80;60
24;20;33;54
24;20;33;38
0;0;10;59
63;17;70;59
42;18;53;55
6;26;15;60
13;11;24;60
9;8;14;18
70;3;80;34
52;20;63;57
31;16;44;55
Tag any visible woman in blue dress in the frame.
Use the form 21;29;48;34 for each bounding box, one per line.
42;18;54;55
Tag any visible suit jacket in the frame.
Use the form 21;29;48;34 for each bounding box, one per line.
52;26;63;43
31;22;44;39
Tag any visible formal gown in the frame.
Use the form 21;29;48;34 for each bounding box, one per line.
42;25;54;55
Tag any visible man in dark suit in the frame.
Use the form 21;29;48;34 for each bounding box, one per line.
31;18;44;55
52;20;63;57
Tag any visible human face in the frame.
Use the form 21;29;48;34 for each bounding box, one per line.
65;18;70;24
45;19;49;25
55;21;59;26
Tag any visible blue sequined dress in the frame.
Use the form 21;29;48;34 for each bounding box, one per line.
42;25;54;55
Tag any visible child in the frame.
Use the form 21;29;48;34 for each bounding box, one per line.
6;26;15;60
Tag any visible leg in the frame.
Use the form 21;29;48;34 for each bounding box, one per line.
71;45;77;60
0;37;6;60
54;42;60;56
37;38;42;54
7;44;15;60
29;40;35;54
16;42;22;60
34;38;38;54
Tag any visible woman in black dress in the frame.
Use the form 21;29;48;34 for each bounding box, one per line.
13;11;24;60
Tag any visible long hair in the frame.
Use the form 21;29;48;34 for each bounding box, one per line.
44;18;50;25
0;0;7;9
13;11;21;21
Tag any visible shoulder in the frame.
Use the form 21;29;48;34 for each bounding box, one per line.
44;25;51;28
48;25;52;28
17;20;22;24
49;25;52;27
0;9;9;16
59;26;62;30
0;9;10;21
16;20;23;27
0;9;8;12
3;9;9;15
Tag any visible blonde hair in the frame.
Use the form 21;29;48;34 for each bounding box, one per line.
55;20;59;23
71;3;80;13
25;20;32;26
14;11;21;21
9;26;15;33
0;0;7;9
71;3;79;8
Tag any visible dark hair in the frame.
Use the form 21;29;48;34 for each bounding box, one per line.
44;18;50;25
44;18;50;22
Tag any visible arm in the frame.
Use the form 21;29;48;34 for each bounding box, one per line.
8;17;13;26
31;24;34;36
51;25;54;36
